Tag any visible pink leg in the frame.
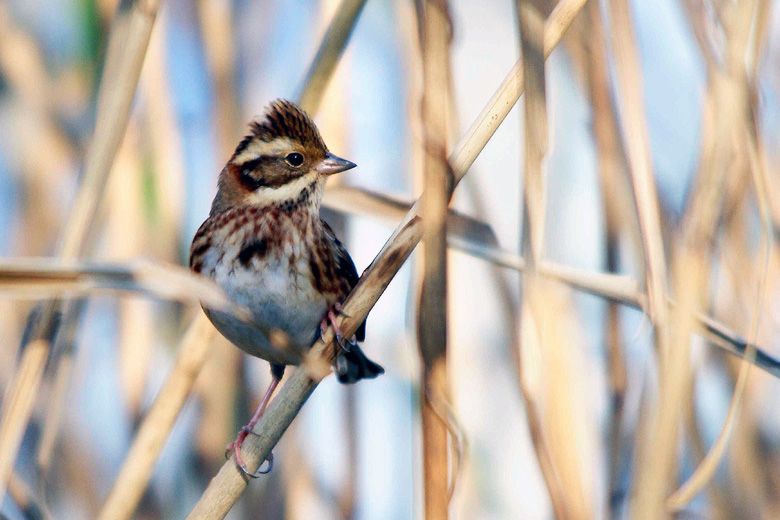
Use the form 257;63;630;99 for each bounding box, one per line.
227;370;283;478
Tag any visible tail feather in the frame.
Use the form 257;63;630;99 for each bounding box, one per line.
335;344;384;384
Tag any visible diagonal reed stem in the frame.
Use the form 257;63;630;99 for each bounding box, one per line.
297;0;368;114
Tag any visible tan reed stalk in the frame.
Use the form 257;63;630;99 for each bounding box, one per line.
95;1;372;517
606;0;669;329
417;0;454;518
95;316;217;520
604;0;671;517
34;299;83;480
109;123;155;418
628;0;759;516
184;2;590;517
198;0;242;152
8;472;54;520
296;0;368;114
580;2;632;511
0;259;239;312
515;0;574;518
4;250;777;380
0;0;163;504
323;186;498;248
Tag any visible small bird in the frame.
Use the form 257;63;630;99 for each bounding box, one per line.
190;99;384;477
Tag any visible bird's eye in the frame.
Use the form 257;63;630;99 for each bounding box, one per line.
285;153;304;167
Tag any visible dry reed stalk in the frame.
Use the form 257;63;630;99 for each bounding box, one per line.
0;259;241;313
601;18;675;510
630;0;759;516
193;335;241;471
95;316;216;520
603;0;676;517
95;1;372;517
296;0;368;114
518;0;547;266
61;0;162;260
8;472;53;520
185;2;591;518
679;0;721;68
580;2;631;511
516;0;574;518
34;299;83;481
417;0;454;518
706;197;769;517
104;122;155;418
323;186;498;249
0;0;163;504
8;250;778;379
198;0;242;152
606;0;669;328
141;23;186;261
0;3;60;123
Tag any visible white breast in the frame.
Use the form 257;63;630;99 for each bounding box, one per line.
205;229;328;364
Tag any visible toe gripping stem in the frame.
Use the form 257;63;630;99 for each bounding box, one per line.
320;302;354;355
225;429;274;478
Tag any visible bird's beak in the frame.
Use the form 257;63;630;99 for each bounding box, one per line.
315;152;357;175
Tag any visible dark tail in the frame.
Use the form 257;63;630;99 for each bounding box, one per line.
335;344;384;384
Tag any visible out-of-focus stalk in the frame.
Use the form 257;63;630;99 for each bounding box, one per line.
417;0;454;518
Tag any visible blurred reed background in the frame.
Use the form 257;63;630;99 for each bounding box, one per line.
0;0;780;519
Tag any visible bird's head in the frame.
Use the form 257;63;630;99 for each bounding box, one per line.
211;99;355;214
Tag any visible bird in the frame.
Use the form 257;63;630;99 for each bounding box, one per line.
189;99;384;477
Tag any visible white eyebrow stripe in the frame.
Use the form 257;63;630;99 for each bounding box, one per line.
234;137;298;163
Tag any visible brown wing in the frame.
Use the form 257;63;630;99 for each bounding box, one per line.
321;220;366;342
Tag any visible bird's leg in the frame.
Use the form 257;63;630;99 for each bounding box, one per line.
226;364;285;478
319;302;352;353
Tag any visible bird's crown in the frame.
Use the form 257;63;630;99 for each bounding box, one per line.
235;99;326;156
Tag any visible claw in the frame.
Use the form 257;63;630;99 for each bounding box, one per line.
242;426;261;437
237;452;274;478
225;433;274;479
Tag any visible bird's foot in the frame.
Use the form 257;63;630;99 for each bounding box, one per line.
319;302;352;352
225;428;274;478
